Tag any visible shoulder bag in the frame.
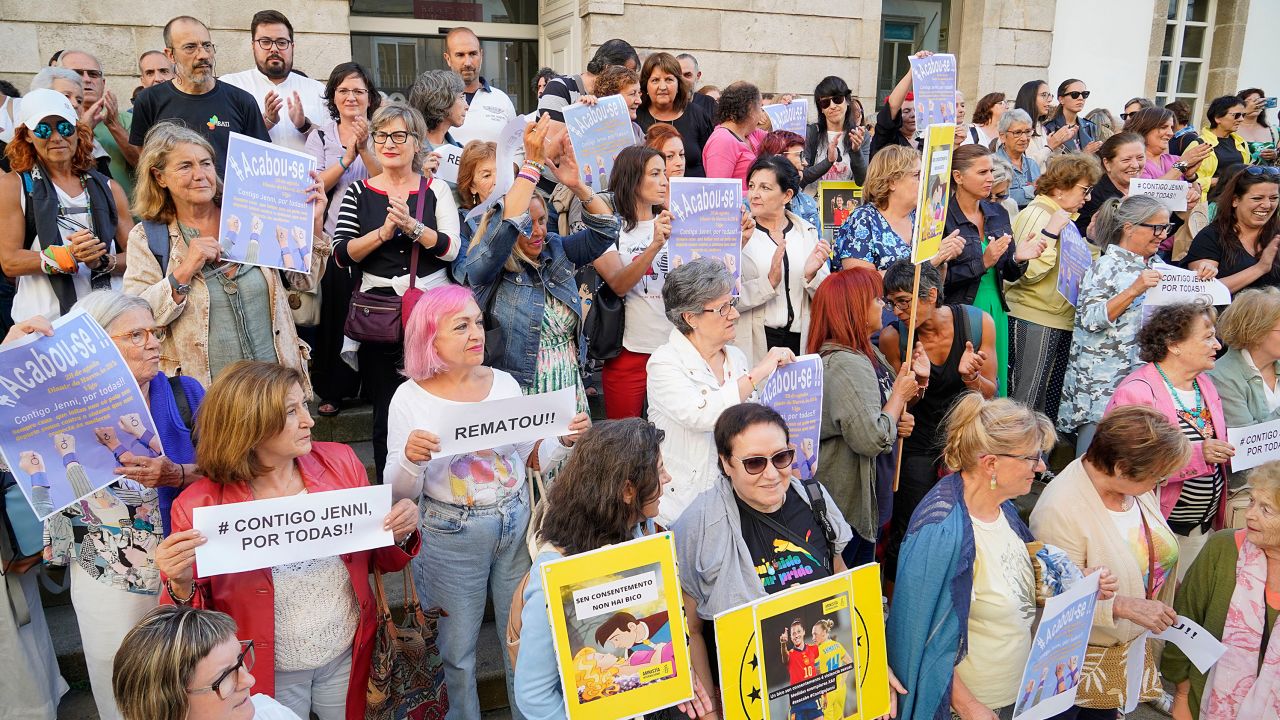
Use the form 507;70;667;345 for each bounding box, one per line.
365;567;448;720
344;177;430;343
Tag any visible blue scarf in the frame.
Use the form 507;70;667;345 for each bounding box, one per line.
147;372;203;536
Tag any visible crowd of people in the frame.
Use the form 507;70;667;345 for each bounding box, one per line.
1;8;1279;720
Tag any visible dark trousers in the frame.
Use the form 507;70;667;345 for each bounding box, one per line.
358;340;404;482
842;530;877;569
1048;707;1118;719
885;450;942;581
312;256;361;404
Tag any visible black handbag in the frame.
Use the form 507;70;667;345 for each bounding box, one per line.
581;268;625;363
480;280;505;367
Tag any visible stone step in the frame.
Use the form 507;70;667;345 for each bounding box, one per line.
310;401;374;445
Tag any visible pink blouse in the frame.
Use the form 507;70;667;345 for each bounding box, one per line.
702;126;767;190
1141;153;1180;180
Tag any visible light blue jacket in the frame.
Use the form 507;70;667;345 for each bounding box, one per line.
996;145;1042;208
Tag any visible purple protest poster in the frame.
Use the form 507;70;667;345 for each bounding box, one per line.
757;354;823;480
668;177;743;288
763;100;808;135
1056;222;1093;307
908;54;957;129
219;132;317;272
563;95;635;193
0;310;163;520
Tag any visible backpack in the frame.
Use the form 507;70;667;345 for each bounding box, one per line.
0;470;43;577
142;220;172;275
893;304;984;360
505;540;558;670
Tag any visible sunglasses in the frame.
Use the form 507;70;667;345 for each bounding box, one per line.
1136;222;1174;236
1061;90;1091;100
1244;166;1280;178
1228;112;1246;120
1120;112;1135;121
734;448;796;475
32;120;76;140
817;95;848;110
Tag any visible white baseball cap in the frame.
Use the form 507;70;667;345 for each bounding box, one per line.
20;88;78;130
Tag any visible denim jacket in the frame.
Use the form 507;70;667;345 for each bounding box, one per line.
453;200;620;388
1043;114;1099;154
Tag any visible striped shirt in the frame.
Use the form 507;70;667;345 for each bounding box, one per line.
1166;386;1224;533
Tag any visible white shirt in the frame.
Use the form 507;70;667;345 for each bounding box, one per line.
251;694;303;719
615;219;674;354
13;183;122;321
451;79;517;148
741;214;829;334
220;69;328;151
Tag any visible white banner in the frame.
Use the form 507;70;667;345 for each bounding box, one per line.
1130;179;1189;212
434;386;576;457
1146;263;1232;306
431;144;463;184
1227;417;1280;472
1155;616;1226;673
193;484;393;576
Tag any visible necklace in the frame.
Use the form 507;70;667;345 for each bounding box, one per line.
1155;362;1208;432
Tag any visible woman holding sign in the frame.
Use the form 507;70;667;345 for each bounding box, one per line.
1183;167;1280;292
156;361;422;720
1210;288;1280;487
383;284;590;720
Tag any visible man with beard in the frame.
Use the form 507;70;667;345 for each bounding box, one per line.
129;16;268;176
443;26;516;147
221;10;328;151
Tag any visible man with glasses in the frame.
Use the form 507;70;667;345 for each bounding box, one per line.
129;16;269;177
443;26;516;148
222;10;328;152
58;49;138;198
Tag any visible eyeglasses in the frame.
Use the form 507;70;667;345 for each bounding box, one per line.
1244;166;1280;178
1006;129;1033;137
1137;221;1175;236
371;131;413;145
1037;91;1054;100
817;95;848;110
783;149;804;158
882;295;919;311
701;297;739;317
253;38;293;51
70;68;103;80
187;640;254;700
1061;90;1091;100
996;452;1045;466
109;327;168;347
32;120;76;140
734;448;796;475
1077;184;1094;196
173;42;216;55
335;88;369;98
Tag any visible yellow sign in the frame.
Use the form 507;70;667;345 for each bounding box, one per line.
911;123;957;264
818;180;863;233
540;532;694;718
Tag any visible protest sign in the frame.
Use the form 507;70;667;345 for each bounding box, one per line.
564;95;635;193
668;177;743;288
430;144;464;184
1055;222;1092;307
1227;417;1280;472
817;181;861;239
763;100;808;135
540;532;693;719
1155;616;1226;673
192;484;393;576
1146;263;1232;306
909;53;958;128
1130;179;1190;212
849;563;891;719
219;132;318;272
467;112;534;222
1013;573;1099;720
912;124;955;263
434;386;576;457
757;355;823;480
0;310;164;520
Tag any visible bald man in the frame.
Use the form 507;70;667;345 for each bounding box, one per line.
60;50;138;194
443;26;516;147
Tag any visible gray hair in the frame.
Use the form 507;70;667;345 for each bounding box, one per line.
370;102;429;173
30;67;82;94
676;52;699;73
73;290;154;333
662;257;732;334
990;155;1015;185
998;108;1033;134
407;69;464;131
1092;194;1168;250
58;49;102;70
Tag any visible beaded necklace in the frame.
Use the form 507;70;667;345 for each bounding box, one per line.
1154;362;1210;434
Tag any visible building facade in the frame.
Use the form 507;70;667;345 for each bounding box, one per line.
0;0;1272;128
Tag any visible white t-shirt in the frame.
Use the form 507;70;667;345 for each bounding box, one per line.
220;69;328;152
251;693;303;719
954;511;1036;709
451;81;517;148
616;219;673;354
13;184;122;321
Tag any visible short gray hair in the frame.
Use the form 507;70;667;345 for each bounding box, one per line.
30;67;82;94
370;102;429;173
59;49;102;71
1092;194;1168;250
990;155;1015;185
662;257;732;334
999;108;1033;134
73;290;154;333
407;69;464;131
676;52;699;73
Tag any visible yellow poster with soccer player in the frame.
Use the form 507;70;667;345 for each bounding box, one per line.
911;123;957;264
540;532;693;719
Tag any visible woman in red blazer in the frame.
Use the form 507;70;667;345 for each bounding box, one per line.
154;361;420;720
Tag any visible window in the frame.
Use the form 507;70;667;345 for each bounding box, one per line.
1156;0;1217;122
350;0;537;25
352;34;539;114
879;20;919;102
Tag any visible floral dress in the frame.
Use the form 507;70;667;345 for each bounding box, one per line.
830;204;913;272
527;292;588;414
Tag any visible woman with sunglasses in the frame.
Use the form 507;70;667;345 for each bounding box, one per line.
646;258;795;525
1012;79;1075;165
114;606;300;720
1031;406;1187;717
889;393;1115;720
1057;195;1172;454
0;89;132;324
1043;79;1102;154
1195;96;1254;191
802;75;868;195
1184;166;1280;292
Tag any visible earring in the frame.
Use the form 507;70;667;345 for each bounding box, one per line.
1173;349;1182;356
989;473;998;490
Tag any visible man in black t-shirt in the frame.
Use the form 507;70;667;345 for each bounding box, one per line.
129;16;269;176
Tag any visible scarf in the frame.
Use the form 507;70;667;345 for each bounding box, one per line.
146;372;202;536
21;165;118;314
1201;532;1280;719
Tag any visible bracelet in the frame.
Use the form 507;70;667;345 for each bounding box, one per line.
963;372;982;384
523;160;547;175
180;464;187;487
338;155;350;171
516;170;541;186
166;578;195;606
1040;228;1061;240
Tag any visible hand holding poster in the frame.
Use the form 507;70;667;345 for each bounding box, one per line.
668;177;743;285
1227;418;1280;472
1154;616;1226;673
0;310;164;520
220;132;318;271
1013;572;1100;720
430;144;464;184
757;355;823;480
912;124;956;263
433;386;576;457
564;95;635;193
1146;263;1232;306
908;53;958;128
540;532;693;718
192;484;393;576
1130;179;1190;212
467;112;534;222
763;100;807;136
1055;222;1092;307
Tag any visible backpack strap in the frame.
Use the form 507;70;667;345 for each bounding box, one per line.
169;375;194;429
801;477;838;569
961;304;984;348
143;221;171;275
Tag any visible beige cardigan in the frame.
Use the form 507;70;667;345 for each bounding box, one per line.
123;221;327;396
1029;458;1179;648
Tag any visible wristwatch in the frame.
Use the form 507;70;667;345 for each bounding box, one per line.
411;222;426;240
1173;161;1190;174
168;274;191;296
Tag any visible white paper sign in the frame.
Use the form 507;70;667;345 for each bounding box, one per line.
192;485;393;576
434;386;576;457
571;569;660;621
1155;616;1227;673
1131;179;1189;212
431;144;464;184
1227;417;1280;472
1146;263;1232;306
1123;631;1149;713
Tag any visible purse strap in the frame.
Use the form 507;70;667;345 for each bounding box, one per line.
408;176;430;291
735;492;834;574
1136;502;1158;600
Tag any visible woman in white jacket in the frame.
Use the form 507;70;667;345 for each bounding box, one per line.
738;155;831;362
646;258;794;525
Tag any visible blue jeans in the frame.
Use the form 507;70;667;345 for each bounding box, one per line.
412;490;531;720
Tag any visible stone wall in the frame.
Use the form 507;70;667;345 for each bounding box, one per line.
951;0;1055;102
0;1;351;106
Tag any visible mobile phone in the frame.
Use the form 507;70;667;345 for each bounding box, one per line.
1267;97;1278;109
